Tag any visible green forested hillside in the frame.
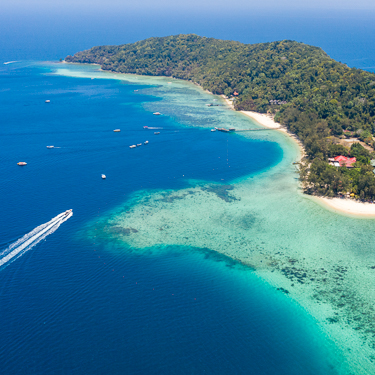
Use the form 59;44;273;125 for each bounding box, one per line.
66;34;375;199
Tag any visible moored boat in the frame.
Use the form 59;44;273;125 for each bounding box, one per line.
113;129;121;132
153;112;161;115
101;174;106;179
137;143;142;147
17;162;27;166
129;145;136;148
144;140;149;144
154;132;160;135
211;129;216;132
45;100;50;103
46;145;54;148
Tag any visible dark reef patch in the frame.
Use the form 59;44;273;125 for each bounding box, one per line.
201;185;239;202
107;226;139;235
157;190;196;203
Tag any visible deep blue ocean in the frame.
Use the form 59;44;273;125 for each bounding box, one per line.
1;9;372;374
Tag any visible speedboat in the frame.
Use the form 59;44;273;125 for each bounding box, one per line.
102;174;106;179
144;140;149;144
64;209;73;216
154;132;160;135
143;126;149;129
46;145;54;148
17;162;27;166
153;112;161;115
129;145;136;148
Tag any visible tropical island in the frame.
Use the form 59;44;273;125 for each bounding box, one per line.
65;34;375;200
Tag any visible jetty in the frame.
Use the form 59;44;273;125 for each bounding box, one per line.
217;128;276;133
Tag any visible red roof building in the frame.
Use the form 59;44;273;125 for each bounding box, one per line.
333;155;356;167
233;91;239;96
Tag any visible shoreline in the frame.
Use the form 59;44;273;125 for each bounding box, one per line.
311;195;375;217
60;62;375;218
222;97;375;218
221;97;305;158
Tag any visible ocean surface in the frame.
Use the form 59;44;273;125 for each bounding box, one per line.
1;10;375;374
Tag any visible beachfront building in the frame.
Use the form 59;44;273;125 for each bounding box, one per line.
329;155;357;168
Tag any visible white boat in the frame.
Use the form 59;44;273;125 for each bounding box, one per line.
113;129;121;132
129;145;136;148
154;132;160;135
17;162;27;166
137;143;142;147
45;100;50;103
101;174;106;179
65;209;73;216
211;129;216;132
144;140;149;144
46;145;54;148
153;112;161;115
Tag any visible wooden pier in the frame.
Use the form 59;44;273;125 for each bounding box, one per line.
217;128;277;133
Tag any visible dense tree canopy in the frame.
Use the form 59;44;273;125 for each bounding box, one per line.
66;34;375;199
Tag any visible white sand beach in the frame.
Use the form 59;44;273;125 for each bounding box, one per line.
314;196;375;217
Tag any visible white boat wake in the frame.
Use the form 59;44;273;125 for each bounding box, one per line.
3;61;18;65
0;210;73;269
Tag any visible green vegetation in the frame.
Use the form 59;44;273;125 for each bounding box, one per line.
66;34;375;199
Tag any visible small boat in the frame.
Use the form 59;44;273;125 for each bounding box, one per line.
101;174;106;179
217;128;229;132
129;145;136;148
143;126;148;129
154;132;160;135
134;90;138;92
45;100;50;103
206;104;212;107
153;112;161;115
65;209;73;216
229;128;236;132
137;143;142;147
17;162;27;166
211;129;216;132
113;129;121;132
46;145;54;148
144;140;149;145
